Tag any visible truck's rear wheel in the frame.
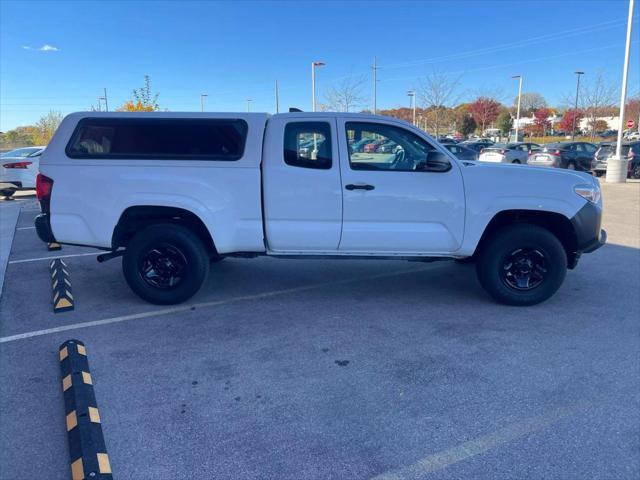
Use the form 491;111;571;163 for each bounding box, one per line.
122;223;209;305
476;224;567;306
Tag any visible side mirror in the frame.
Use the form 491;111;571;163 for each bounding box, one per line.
417;151;451;172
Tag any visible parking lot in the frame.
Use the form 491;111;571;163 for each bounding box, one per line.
0;182;638;480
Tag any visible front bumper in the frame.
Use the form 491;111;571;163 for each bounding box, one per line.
35;213;56;243
571;201;606;254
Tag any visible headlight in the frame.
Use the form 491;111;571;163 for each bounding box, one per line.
574;184;601;203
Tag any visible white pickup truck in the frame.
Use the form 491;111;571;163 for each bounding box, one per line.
35;112;606;306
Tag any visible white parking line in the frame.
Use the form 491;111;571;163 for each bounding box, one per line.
16;226;36;230
0;265;438;344
370;401;592;480
8;252;100;264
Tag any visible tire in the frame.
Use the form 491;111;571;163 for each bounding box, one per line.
122;223;210;305
567;162;576;170
1;188;16;199
594;171;605;177
512;160;521;164
476;224;567;306
631;164;640;180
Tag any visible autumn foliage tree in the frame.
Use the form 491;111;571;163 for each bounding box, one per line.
118;75;160;112
558;109;582;134
468;97;501;134
533;107;551;136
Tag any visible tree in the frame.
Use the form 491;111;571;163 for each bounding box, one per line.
324;75;367;112
468;97;501;134
624;96;639;129
417;71;462;137
497;111;513;137
514;92;547;115
558;109;582;135
589;119;609;133
460;115;477;137
34;111;63;144
118;75;160;111
533;107;551;137
579;71;617;140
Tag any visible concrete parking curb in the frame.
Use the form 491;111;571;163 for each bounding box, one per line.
59;339;113;480
50;259;74;313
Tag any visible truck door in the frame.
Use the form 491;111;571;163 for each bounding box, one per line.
262;116;343;252
336;119;465;254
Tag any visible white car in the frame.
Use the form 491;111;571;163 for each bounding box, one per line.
0;146;45;197
35;112;605;306
478;143;540;164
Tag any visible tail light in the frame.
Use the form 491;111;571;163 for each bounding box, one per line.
2;161;32;169
551;149;562;156
500;149;508;154
36;173;54;213
480;148;486;154
528;150;532;155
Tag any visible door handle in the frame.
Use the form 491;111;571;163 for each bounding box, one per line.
345;184;375;191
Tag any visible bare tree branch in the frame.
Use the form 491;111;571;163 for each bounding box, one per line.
324;75;368;112
417;71;462;137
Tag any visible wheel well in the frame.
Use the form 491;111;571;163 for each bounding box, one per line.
112;206;217;254
476;209;578;262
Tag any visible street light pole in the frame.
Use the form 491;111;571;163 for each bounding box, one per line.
200;93;208;112
103;88;109;112
246;98;252;112
607;0;635;183
275;80;280;114
407;90;416;125
311;61;325;112
372;56;378;114
572;71;584;140
512;75;522;142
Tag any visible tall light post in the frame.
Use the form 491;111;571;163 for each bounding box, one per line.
407;90;416;125
311;61;325;112
200;93;208;112
246;98;252;112
572;71;584;140
512;75;523;141
372;56;378;114
607;0;635;183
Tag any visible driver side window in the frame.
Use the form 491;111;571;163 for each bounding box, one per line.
345;122;448;172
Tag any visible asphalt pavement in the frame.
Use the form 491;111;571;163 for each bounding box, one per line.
0;182;638;480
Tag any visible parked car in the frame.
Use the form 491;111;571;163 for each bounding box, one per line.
460;141;494;155
377;140;398;153
592;141;640;178
442;143;478;161
527;142;597;171
0;146;45;198
363;139;386;153
36;112;605;307
350;137;375;153
478;142;540;164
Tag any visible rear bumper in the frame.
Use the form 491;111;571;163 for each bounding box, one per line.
35;213;56;243
0;181;22;190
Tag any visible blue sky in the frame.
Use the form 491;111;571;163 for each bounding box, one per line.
1;0;638;130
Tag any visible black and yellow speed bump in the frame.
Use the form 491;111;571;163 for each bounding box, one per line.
59;339;113;480
48;242;62;251
50;258;74;313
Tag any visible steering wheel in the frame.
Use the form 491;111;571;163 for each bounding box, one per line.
391;147;415;170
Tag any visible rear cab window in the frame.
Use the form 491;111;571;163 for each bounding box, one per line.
66;117;248;160
283;122;332;169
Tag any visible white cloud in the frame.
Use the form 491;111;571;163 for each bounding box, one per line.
39;44;60;52
22;44;61;52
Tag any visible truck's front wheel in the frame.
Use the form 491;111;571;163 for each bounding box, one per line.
122;224;209;305
476;224;567;306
